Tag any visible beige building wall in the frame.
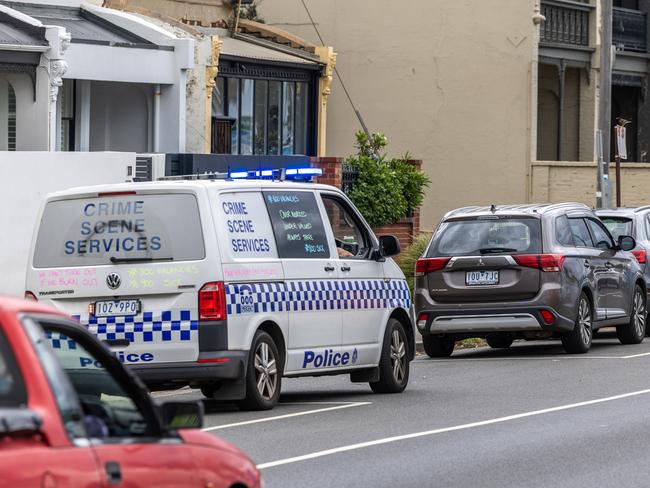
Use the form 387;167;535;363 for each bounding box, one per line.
260;0;538;231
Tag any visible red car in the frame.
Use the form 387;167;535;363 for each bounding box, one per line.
0;296;260;487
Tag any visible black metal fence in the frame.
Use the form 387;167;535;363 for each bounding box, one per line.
613;7;647;53
540;1;590;46
341;164;358;194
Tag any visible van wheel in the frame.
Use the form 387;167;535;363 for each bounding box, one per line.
422;335;455;358
486;335;514;349
617;285;646;345
561;293;592;354
237;331;281;411
370;319;409;394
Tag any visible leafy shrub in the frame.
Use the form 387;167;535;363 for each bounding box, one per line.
344;131;429;228
398;233;432;297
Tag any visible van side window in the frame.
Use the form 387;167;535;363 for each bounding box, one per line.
568;218;594;247
555;215;575;247
263;191;331;259
321;195;371;259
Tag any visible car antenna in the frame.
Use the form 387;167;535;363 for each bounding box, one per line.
490;204;497;214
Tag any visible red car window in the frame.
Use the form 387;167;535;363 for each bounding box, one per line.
0;326;27;407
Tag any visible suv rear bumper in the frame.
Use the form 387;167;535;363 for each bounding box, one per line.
129;350;248;389
418;307;574;335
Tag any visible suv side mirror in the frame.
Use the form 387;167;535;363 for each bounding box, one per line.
377;235;401;259
618;235;636;252
161;401;204;429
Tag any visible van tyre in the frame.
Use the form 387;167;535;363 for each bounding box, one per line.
422;335;455;358
238;331;281;411
486;335;514;349
370;319;409;394
617;285;646;345
561;293;592;354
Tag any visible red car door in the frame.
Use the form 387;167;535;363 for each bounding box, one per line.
0;314;100;488
30;317;199;488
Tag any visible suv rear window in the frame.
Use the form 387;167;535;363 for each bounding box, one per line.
600;216;633;241
427;217;542;257
34;194;205;268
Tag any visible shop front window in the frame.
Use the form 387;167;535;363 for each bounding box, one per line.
212;73;314;156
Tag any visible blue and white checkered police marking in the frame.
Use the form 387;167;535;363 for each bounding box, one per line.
72;310;198;343
225;279;411;315
46;331;77;350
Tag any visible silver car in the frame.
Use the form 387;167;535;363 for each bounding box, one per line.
414;203;645;357
596;206;650;335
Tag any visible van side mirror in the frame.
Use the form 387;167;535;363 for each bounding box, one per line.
161;401;204;429
618;235;636;252
377;235;401;259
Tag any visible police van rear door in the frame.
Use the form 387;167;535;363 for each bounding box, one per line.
26;189;212;367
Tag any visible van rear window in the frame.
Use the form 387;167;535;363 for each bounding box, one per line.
33;194;205;268
428;217;542;257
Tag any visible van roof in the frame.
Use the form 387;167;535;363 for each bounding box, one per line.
45;179;340;200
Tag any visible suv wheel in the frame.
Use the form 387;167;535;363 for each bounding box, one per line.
422;335;455;358
561;293;592;354
238;330;281;411
617;285;646;345
370;319;410;393
486;334;514;349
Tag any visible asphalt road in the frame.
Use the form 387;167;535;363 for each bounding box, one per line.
160;333;650;487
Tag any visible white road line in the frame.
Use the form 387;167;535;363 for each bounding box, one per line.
621;351;650;359
202;401;371;432
417;356;623;362
257;388;650;470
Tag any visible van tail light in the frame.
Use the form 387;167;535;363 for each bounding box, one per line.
539;309;555;325
415;258;451;276
24;291;37;301
632;250;647;264
198;282;227;321
514;254;565;272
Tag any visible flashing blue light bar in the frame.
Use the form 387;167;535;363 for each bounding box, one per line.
227;166;322;181
285;168;323;177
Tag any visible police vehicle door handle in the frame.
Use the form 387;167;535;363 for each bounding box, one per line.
104;339;130;348
341;265;351;272
105;461;122;485
324;264;335;272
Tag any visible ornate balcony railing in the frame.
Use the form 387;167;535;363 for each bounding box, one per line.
613;7;647;53
540;1;590;47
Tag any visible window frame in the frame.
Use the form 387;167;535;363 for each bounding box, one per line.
22;314;167;444
585;217;616;250
568;217;595;248
0;322;27;408
319;192;374;260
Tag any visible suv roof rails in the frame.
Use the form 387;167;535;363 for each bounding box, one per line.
444;202;590;219
634;205;650;213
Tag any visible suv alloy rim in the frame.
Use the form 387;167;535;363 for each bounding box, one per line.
579;298;592;344
391;329;407;383
633;290;646;337
254;342;278;401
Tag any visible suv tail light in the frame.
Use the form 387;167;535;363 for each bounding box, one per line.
415;258;451;276
514;254;565;272
24;291;37;301
199;282;227;321
632;249;647;264
539;309;555;325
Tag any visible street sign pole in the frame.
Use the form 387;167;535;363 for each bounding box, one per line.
597;1;613;208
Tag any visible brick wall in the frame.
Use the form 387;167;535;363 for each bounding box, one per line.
310;156;422;249
531;161;650;206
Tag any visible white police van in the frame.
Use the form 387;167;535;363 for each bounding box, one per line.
25;169;415;410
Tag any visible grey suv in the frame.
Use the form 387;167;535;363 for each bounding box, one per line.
415;203;645;357
596;206;650;334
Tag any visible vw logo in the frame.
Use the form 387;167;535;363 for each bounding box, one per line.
106;273;121;290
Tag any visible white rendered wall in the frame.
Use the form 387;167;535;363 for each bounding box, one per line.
0;151;135;296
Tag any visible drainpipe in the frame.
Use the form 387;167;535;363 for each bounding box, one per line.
153;84;161;152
